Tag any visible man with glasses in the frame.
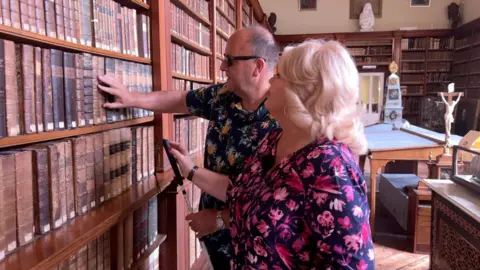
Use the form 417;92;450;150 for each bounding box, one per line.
97;25;279;269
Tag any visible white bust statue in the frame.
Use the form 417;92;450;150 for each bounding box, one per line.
359;3;375;32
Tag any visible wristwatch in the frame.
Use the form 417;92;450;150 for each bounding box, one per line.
216;210;225;230
187;165;198;181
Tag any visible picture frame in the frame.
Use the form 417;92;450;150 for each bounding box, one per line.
349;0;382;19
410;0;430;7
299;0;317;11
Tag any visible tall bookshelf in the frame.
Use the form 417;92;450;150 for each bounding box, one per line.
159;0;273;269
398;30;454;129
0;0;177;267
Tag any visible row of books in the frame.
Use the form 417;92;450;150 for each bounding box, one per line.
454;48;480;63
216;34;227;57
174;0;210;21
54;230;112;270
0;125;155;261
454;74;480;88
172;43;211;80
0;0;151;58
117;198;158;269
172;78;211;91
216;10;235;36
216;0;235;22
0;40;153;138
216;58;227;81
171;3;211;50
401;37;455;50
173;117;208;158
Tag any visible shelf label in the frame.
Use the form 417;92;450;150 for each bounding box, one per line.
8;241;16;251
38;124;44;132
81;119;86;126
24;233;33;243
59;122;65;129
72;121;77;128
70;211;75;218
48;123;54;130
44;224;51;232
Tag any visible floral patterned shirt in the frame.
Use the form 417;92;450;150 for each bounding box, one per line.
186;83;279;267
227;128;375;269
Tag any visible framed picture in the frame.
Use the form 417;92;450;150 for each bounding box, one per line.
350;0;382;19
410;0;430;7
299;0;316;11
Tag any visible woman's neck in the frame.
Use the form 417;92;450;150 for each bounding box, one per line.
274;117;312;163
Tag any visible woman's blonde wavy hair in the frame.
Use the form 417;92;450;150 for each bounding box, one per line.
279;39;368;155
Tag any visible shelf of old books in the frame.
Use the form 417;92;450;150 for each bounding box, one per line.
0;172;172;270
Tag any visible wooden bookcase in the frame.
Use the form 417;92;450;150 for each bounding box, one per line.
158;0;272;269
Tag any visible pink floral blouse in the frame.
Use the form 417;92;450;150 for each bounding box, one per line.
226;129;375;269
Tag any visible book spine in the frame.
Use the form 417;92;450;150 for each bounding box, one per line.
102;130;110;201
92;55;101;125
1;154;17;253
14;150;34;246
64;139;75;220
10;0;21;29
34;47;44;133
97;56;106;123
41;49;54;131
136;126;142;181
0;156;4;261
35;0;45;36
44;0;56;38
50;49;65;130
85;135;96;210
73;137;87;215
83;53;93;126
130;128;136;184
0;40;7;138
46;143;62;228
28;147;51;235
63;52;77;129
27;0;36;33
54;0;64;40
4;40;20;137
56;141;67;224
75;54;85;127
2;0;12;27
94;133;104;205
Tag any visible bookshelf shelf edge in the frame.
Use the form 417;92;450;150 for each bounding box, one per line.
171;33;212;56
172;72;214;84
0;117;154;149
171;0;211;26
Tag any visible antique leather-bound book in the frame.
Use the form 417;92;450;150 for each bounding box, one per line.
125;127;132;188
10;0;21;29
97;56;106;123
72;136;87;215
56;141;68;224
11;150;34;247
27;0;36;33
75;245;87;269
63;139;75;220
103;229;111;269
0;40;7;138
16;44;36;135
45;142;63;228
92;55;101;125
0;153;17;254
131;127;137;184
102;130;111;201
2;0;12;27
34;47;44;133
83;53;94;126
87;240;96;270
54;0;64;40
51;49;65;130
148;126;154;175
114;59;124;121
136;126;143;181
44;0;56;38
35;0;46;36
116;220;125;269
120;127;128;191
75;53;85;127
104;58;115;123
22;146;51;235
19;0;31;31
142;126;148;178
124;213;134;268
111;129;120;196
0;154;4;261
148;197;158;245
4;40;21;137
63;52;77;129
94;133;105;205
96;234;104;270
85;134;96;210
41;49;54;132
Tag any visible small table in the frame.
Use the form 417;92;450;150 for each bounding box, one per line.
421;179;480;270
360;123;463;237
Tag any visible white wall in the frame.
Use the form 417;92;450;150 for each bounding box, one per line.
259;0;467;34
461;0;480;24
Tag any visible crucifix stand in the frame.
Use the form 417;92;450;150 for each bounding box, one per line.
427;87;464;179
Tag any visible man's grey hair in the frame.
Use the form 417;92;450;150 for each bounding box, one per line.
245;24;280;71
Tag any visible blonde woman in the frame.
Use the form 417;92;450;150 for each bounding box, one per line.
170;39;374;269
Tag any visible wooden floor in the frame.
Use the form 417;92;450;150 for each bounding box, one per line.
374;235;429;270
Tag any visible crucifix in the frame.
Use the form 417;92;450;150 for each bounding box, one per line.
437;83;464;154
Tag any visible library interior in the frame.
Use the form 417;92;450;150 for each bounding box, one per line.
0;0;479;269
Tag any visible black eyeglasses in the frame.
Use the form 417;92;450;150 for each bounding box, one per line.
223;54;265;67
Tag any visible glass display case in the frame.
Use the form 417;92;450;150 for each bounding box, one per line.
451;145;480;194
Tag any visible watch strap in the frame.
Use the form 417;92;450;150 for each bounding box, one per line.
187;165;199;181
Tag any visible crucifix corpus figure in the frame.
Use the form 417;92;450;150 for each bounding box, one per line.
438;83;464;153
